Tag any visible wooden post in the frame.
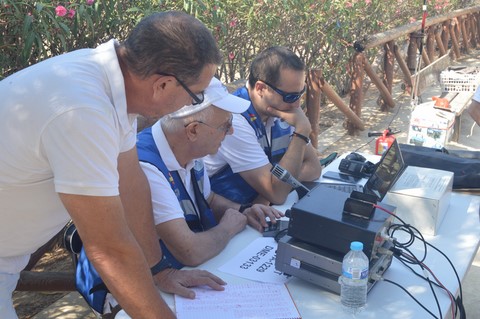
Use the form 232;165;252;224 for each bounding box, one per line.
426;27;436;62
363;58;395;110
476;13;480;45
348;52;365;135
469;14;477;48
394;44;413;88
407;33;419;73
16;271;76;291
306;70;322;150
454;18;462;47
435;27;447;56
449;21;462;59
460;16;471;54
421;48;431;66
442;21;450;51
309;72;365;131
378;41;395;111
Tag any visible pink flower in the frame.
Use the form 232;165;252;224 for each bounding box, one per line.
365;0;371;4
229;18;237;28
67;9;76;19
228;52;235;61
345;2;353;8
409;17;417;23
55;5;67;17
86;0;95;5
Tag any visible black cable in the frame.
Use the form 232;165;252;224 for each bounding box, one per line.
388;221;464;319
383;278;439;319
376;205;465;318
274;228;288;242
415;235;464;301
395;255;462;319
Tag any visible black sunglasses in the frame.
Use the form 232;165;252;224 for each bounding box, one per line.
259;79;306;103
157;72;205;105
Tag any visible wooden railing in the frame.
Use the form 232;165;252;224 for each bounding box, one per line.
305;6;480;146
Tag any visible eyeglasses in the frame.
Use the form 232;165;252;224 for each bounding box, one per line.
259;79;306;103
157;72;205;105
186;114;233;134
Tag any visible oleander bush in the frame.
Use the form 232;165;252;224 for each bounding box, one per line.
0;0;476;92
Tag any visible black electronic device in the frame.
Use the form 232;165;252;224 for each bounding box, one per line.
338;153;376;178
287;140;407;258
275;235;393;295
287;185;395;259
263;219;290;237
323;171;361;183
271;164;311;199
346;152;367;162
322;139;406;201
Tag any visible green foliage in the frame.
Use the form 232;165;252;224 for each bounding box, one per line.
0;0;474;90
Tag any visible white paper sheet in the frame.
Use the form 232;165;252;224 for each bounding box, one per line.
174;282;301;319
218;237;290;284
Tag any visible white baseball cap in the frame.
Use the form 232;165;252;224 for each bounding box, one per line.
169;77;250;118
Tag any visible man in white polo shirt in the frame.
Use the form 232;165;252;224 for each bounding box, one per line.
204;47;322;207
0;11;225;319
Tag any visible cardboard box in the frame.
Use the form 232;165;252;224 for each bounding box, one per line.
383;166;453;236
407;101;455;148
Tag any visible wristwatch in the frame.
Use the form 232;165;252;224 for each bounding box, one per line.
291;132;311;145
239;203;253;213
150;255;172;276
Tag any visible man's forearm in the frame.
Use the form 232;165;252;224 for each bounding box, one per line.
273;135;309;198
298;146;322;181
468;100;480;125
87;239;174;318
59;193;174;318
118;148;162;267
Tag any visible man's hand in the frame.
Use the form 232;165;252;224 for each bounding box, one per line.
243;204;284;232
266;106;311;136
154;268;226;299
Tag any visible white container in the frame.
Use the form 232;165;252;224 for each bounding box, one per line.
384;166;453;236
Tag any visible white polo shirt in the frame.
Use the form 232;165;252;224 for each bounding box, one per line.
139;122;211;225
0;39;136;261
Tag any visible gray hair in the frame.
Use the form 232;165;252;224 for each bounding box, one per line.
120;11;222;84
161;104;216;132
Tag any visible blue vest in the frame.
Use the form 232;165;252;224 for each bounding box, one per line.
74;127;219;313
209;87;292;204
137;127;217;269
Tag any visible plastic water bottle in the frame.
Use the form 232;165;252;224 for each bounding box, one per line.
339;241;369;314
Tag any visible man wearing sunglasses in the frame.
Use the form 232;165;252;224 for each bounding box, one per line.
205;46;322;206
134;78;283;272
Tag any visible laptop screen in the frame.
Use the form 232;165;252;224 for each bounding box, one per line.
364;139;406;201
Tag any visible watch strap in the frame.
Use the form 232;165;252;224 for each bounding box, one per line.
150;255;172;276
239;203;253;213
291;132;311;145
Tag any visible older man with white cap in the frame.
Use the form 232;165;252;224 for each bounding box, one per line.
136;77;283;270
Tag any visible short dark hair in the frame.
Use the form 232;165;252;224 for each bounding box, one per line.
121;11;222;84
248;46;305;88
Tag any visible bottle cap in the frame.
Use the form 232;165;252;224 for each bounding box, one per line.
350;241;363;251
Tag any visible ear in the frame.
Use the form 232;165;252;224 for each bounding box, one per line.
254;81;268;97
184;122;200;142
152;74;171;99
